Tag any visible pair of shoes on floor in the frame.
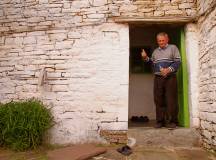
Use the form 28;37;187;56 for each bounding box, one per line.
131;116;149;122
117;145;132;156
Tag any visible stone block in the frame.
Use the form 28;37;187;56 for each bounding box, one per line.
0;67;14;72
63;2;70;9
37;44;55;50
0;26;10;32
36;36;51;44
162;5;178;11
0;10;3;16
23;85;37;92
49;33;67;41
0;37;5;44
38;0;48;4
202;130;212;140
23;9;38;17
0;87;15;94
72;0;90;8
138;7;154;13
55;92;75;101
27;31;46;36
55;41;75;49
206;113;216;124
68;31;81;39
119;5;137;12
154;10;165;16
48;4;63;8
100;130;127;144
27;17;45;23
99;121;127;130
48;80;69;85
179;3;195;9
5;37;15;45
49;8;62;14
23;36;36;44
87;14;105;19
93;0;107;6
32;59;47;65
37;11;49;17
27;79;39;85
46;60;65;64
186;9;197;16
52;85;69;92
47;72;62;78
165;10;184;15
14;37;24;45
201;121;213;131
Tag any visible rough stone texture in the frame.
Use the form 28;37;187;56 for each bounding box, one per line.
100;130;127;144
0;0;197;36
197;0;216;16
197;0;216;150
0;22;129;144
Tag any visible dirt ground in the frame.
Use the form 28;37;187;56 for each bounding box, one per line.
0;144;216;160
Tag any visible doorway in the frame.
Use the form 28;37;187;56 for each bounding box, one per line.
128;24;189;127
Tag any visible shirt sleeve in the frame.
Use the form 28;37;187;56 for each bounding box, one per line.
143;50;155;63
169;45;181;72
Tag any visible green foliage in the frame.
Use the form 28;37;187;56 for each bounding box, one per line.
0;99;54;151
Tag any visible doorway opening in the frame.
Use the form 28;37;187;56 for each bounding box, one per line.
128;24;189;128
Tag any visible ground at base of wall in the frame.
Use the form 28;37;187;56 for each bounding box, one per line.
0;144;215;160
91;145;216;160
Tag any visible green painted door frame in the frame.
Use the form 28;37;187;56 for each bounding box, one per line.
177;28;190;127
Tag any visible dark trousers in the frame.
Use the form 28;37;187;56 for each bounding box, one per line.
154;74;178;124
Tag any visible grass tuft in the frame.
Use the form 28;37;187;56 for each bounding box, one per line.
0;99;53;151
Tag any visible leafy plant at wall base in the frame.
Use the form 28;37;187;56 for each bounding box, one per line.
0;99;54;151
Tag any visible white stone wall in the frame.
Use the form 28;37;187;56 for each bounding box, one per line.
197;0;216;150
0;23;129;144
0;0;197;36
197;0;215;16
185;23;199;128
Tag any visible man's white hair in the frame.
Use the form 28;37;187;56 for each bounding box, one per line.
156;32;169;38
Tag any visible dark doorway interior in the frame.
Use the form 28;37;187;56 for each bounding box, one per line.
129;24;183;128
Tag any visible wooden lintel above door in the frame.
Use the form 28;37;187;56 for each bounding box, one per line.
114;16;197;24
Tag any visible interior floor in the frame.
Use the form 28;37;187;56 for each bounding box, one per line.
129;120;157;128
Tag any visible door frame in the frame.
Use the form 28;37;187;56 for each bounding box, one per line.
128;24;190;127
177;28;189;127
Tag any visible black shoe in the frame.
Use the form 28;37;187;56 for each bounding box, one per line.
139;116;149;122
165;123;177;129
155;122;164;128
117;145;132;156
131;116;139;122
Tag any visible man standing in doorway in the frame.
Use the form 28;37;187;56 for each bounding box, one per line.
141;32;181;128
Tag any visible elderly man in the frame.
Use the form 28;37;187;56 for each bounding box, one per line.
141;32;181;128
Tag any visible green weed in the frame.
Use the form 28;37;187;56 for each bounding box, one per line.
0;99;54;151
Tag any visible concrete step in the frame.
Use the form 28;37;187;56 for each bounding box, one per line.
128;127;201;148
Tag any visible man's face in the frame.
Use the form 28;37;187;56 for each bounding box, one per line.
157;35;169;48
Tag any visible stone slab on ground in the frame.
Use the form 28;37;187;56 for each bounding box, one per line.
47;144;107;160
128;127;201;147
